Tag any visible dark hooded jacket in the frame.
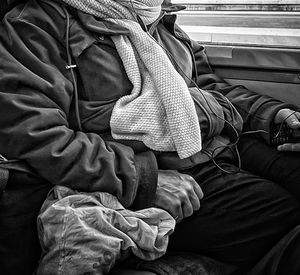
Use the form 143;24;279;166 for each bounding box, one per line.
0;0;293;209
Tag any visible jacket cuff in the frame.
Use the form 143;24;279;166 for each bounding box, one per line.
250;101;297;144
131;151;158;210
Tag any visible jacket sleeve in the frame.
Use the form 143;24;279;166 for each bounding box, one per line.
0;3;157;209
189;38;296;143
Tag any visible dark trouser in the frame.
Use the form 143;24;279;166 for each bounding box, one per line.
1;137;300;275
0;171;52;275
168;136;300;274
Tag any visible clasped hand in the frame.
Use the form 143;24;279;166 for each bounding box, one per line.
153;170;203;223
274;108;300;152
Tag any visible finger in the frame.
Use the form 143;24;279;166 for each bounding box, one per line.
174;202;184;223
189;191;201;211
278;143;300;152
185;183;201;211
275;109;300;126
294;111;300;120
153;190;184;222
164;195;184;223
294;112;300;128
182;198;194;219
275;109;290;123
285;113;300;129
188;177;204;200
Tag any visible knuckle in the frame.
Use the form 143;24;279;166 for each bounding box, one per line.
182;174;193;181
187;175;196;182
173;198;182;208
185;184;193;193
179;190;189;201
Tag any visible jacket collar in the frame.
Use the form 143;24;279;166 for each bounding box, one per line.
77;12;131;35
75;0;186;36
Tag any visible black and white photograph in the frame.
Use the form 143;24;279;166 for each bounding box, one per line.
0;0;300;274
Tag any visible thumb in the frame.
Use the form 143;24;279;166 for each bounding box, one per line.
275;109;300;129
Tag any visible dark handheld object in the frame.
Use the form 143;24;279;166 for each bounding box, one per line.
270;123;300;146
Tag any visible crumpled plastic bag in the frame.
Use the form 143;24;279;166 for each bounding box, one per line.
36;186;175;275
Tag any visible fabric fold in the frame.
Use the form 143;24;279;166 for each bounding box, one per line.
37;186;175;275
60;0;202;159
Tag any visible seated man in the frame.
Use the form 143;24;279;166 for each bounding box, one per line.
0;0;300;274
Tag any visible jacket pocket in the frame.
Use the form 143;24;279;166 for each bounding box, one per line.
69;21;132;102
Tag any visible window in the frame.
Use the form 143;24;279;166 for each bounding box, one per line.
173;0;300;48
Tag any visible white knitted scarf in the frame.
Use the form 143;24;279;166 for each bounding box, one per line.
61;0;202;159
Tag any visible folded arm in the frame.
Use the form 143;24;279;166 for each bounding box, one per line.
0;3;158;209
